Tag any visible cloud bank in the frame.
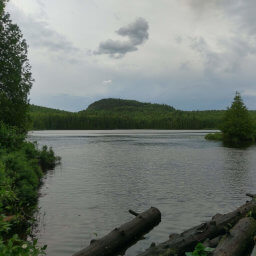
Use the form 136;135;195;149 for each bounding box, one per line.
8;5;79;61
94;17;149;58
7;0;256;111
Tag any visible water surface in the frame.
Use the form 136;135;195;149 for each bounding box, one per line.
28;130;256;256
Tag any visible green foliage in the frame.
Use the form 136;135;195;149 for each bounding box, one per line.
205;132;223;141
221;92;254;144
0;125;59;254
27;98;256;131
185;243;214;256
29;98;241;130
0;142;59;207
29;105;69;114
0;122;25;151
0;2;33;133
0;233;46;256
0;162;17;214
246;208;256;219
0;172;47;256
86;98;175;112
0;0;7;16
38;145;60;171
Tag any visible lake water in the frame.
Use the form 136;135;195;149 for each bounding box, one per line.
28;130;256;256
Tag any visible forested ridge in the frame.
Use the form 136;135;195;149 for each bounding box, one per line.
29;98;256;130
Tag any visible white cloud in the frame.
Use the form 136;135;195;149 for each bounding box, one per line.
102;80;112;85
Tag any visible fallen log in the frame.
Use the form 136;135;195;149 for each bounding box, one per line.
137;196;256;256
213;217;256;256
72;207;161;256
203;235;222;248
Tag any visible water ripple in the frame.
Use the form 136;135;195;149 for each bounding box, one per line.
29;130;256;256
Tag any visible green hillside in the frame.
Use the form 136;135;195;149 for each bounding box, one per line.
30;104;70;114
29;98;256;130
86;98;175;112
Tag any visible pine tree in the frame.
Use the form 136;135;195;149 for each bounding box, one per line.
221;92;253;143
0;0;33;133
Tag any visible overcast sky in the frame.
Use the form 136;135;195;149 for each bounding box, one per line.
6;0;256;111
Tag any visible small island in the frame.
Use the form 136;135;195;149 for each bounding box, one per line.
205;92;256;146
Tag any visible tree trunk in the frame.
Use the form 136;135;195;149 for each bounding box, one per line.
137;198;256;256
213;217;256;256
72;207;161;256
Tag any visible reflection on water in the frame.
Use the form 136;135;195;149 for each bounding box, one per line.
28;130;256;256
221;148;255;199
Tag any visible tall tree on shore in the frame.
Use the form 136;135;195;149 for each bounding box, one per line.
0;0;33;132
221;92;253;143
0;0;5;15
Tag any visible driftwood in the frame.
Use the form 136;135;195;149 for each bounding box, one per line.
137;196;256;256
213;217;256;256
203;235;222;248
72;207;161;256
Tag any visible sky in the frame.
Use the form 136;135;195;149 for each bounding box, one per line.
6;0;256;111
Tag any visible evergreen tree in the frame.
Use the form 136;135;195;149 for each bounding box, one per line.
0;0;33;132
0;0;6;15
221;92;253;143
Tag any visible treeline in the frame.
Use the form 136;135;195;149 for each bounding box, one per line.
29;99;256;130
30;110;221;130
29;99;238;130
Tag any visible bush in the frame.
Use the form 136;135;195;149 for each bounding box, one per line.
186;243;214;256
0;126;60;234
0;233;47;256
205;133;223;141
0;126;60;255
0;123;25;151
38;145;60;172
0;143;60;207
0;162;17;215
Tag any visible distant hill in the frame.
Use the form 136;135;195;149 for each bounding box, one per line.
30;104;71;114
85;98;175;112
28;98;256;130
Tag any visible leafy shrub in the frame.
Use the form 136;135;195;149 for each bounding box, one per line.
186;243;214;256
22;141;39;160
0;124;59;255
0;139;58;255
0;233;47;256
1;152;41;205
38;145;60;171
0;122;25;151
205;133;223;141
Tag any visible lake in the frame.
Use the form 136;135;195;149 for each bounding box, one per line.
28;130;256;256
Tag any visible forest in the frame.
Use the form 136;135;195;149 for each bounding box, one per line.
29;98;256;130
